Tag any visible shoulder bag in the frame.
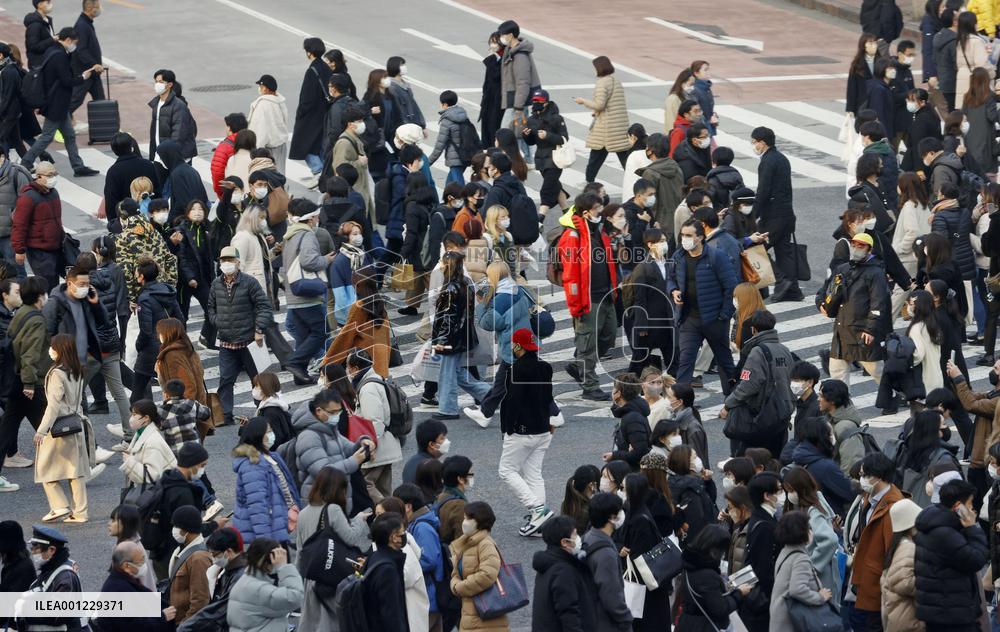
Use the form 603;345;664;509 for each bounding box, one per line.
471;546;529;620
777;551;843;632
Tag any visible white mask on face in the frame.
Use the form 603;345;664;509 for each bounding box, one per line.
450;199;465;209
787;491;799;506
906;100;919;113
194;466;206;479
612;216;627;230
152;211;168;225
499;218;511;230
587;214;602;224
258;219;268;233
903;55;915;65
354;121;367;136
31;553;44;569
171;527;186;544
739;206;753;215
399;64;409;76
254;186;269;199
667;435;683;449
924;480;935;499
45;175;59;189
611;509;626;529
189;209;205;222
128;415;145;430
681;236;697;251
961;121;971;135
65;44;77;53
722;476;735;490
643;195;656;208
790;381;805;397
219;262;237;275
861;218;877;231
500;35;512;46
465;475;475;489
380;77;391;89
48;348;57;361
692;456;704;474
72;285;89;300
437;437;451;455
264;431;275;449
886;68;897;80
616;488;627;501
154;82;167;96
251;387;263;400
990;464;998;478
570;534;584;558
349;234;364;247
212;556;228;568
860;475;876;494
599;476;614;493
774;490;787;506
695;137;712;149
461;519;477;536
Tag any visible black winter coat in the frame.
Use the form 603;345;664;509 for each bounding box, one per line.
290;59;332;160
739;507;778;629
676;548;743;632
707;165;745;210
524;102;569;172
860;0;903;42
400;186;435;271
97;569;172;632
829;228;910;289
175;220;216;288
88;266;124;355
751;147;793;220
610;397;651;468
0;553;35;629
829;257;891;362
865;79;895;140
629;258;675;350
23;11;56;70
615;509;671;631
669;473;717;541
42;285;109;361
148;93;197;161
26;549;84;631
432;279;476;354
176;554;247;632
483;172;527;214
848;179;895;235
39;47;84;121
672;139;712;183
931;203;977;280
902;105;943;174
501;350;554;436
846;65;872;116
156;140;208;223
104;153;160;229
531;547;597;632
479;53;503;148
207;271;273;345
0;62;21;131
647;489;676;538
135;282;182;375
70;13;101;75
361;548;408;632
914;503;989;626
890;62;915;135
148;468;205;558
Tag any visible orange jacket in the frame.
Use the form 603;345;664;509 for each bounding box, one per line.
557;211;618;318
668;116;693;157
322;301;391;378
853;484;903;610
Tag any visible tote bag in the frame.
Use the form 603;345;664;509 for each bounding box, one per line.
623;557;647;619
470;548;529;620
742;244;775;289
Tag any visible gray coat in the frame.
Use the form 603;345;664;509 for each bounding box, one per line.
932;28;957;93
207;271;273;345
500;39;541;110
387;79;426;129
928;152;963;197
962;95;999;174
582;529;633;632
428;106;469;167
724;328;795;418
281;223;326;308
769;546;828;632
0;159;30;238
290;404;362;501
226;565;303;632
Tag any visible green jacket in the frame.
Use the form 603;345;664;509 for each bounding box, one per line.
10;306;51;389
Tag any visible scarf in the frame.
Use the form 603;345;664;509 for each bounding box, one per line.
339;242;367;270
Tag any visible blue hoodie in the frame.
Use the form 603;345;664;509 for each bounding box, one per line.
792;440;855;516
475;277;531;364
408;507;444;612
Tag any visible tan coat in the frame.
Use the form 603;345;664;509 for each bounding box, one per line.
581;75;630;152
449;529;508;631
34;367;92;483
954;377;1000;468
170;545;213;624
322;301;390;378
229;230;270;296
120;423;177;485
331;129;372;214
881;536;925;632
956;37;990;109
156;340;208;405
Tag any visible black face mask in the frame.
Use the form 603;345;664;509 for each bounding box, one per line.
941;426;952;442
474;198;485;210
990;370;999;387
602;194;611;206
531;103;546;114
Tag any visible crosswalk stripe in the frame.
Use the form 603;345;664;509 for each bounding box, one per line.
715;104;846;159
768;101;845;128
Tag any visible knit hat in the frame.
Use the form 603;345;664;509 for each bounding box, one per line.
0;521;25;554
172;506;202;534
889;498;921;533
176;441;209;468
118;198;139;218
929;470;962;504
640;452;669;472
395;123;423;146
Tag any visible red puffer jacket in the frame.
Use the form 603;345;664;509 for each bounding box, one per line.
12;182;62;253
557;210;617;318
209;133;237;197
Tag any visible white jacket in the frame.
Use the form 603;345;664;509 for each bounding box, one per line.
972;209;991;270
248;94;290;150
225;149;254;195
891;201;931;276
356;369;401;468
403;538;429;632
120;423;177;485
229;230;269;296
909;321;943;393
622;150;652;201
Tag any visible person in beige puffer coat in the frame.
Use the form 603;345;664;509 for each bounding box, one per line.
449;501;509;631
575;56;631;183
880;499;925;632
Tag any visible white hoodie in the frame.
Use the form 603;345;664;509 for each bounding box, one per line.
247;93;290;149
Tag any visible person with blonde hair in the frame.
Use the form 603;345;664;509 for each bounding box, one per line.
129;176;154;216
483;205;517;274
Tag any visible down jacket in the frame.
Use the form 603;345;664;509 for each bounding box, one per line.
135;282;182;375
913;503;989;626
475;278;530;364
581;74;630;152
116;212;178;303
148;92;197;161
931;202;976;280
289;405;363;502
232;444;301;544
531;546;598;632
226;565;303;632
524;102;569;172
500;39;541;111
668;243;739;323
12;181;62;253
207;271;273;345
428;106;470;167
557;210;619;317
0;159;30;239
450;529;508;631
610;397;651;468
91;261;130;322
42;285;109;362
881;536;924;632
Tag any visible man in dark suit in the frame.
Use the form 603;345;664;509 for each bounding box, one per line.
20;28;99;176
69;0;104;126
750;126;800;302
289;37;332;187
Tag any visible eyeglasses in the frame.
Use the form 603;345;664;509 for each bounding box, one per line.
323;407;341;415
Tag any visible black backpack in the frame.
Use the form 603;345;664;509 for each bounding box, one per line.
948;163;986;213
0;311;43;399
334;572;371;632
839;424;882;465
360;374;413;441
21;49;57;109
882;331;917;376
508;193;540;246
135;478;167;552
456;120;481;167
374;177;392;225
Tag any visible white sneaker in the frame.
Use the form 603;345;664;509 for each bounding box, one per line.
4;453;33;468
203;500;225;522
0;475;19;492
106;423;125;438
302;174;319;190
87;463;106;481
73;121;89;133
95;447;115;464
463;406;491;428
518;506;554;537
109;441;129;452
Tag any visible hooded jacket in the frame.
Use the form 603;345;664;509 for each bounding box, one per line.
207;271;272;345
668;115;693;156
42;284;109;362
582;529;632;631
232;444;301;544
792;441;855;517
500;38;541;110
482;171;526;215
13;181;61;253
531;546;597;632
932;28;958;93
148;468;204;557
725;328;795;417
148;92;197;161
676;546;744;631
673;138;712;183
475;277;531;364
135;282;182;375
707;165;744;210
639;157;684;238
931;201;976;280
428;105;470;167
610;397;651;468
829;256;891;363
0;159;30;239
156;140;208;222
927;151;963;197
226;565;303;632
247;93;289;150
407;506;444;613
290;405;363;502
557;210;619;317
23;11;57;70
914;503;989;625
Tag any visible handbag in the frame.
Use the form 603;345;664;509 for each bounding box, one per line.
207;392;225;428
780;553;844;632
633;531;683;590
286;234;329;297
388;332;403;368
622;557;647;619
471;549;529;620
552;143;576;169
389;263;418;291
742;244;775;288
120;465;149;505
343;401;378;447
410;341;443;383
266;186;289;226
986;271;1000;294
792;232;811;282
50;413;83;438
300;503;366;599
520;287;555;339
60;233;81;270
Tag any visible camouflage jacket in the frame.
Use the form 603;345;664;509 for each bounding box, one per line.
115;213;178;303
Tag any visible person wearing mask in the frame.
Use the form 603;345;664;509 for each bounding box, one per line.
496;20;539;164
113;199;177;306
209;113;248;199
749;126;800;301
355;512;408;632
0;147;31;273
641;367;673;428
231;417;300;547
931;6;960;110
769;510;835;630
581;492;632;631
640;134;684;244
11;162;64;289
913;479;988;631
719;482;753;571
531;515;596;631
667;99;703;156
399;172;437;313
426;90;470;185
847;34;880;117
791;418;856;517
68;0;104;127
897;409;961;505
523;89;569;217
24;525;87;632
739;472;783;632
289;38;332;184
449;501;508;631
961;67;997;177
918;137;963;198
176;527;247;632
437;455;475;544
23;0;57;69
672;123;712;183
848;453;903;631
790;361;821;426
858;121;900;217
385;55;426;141
226;538;303;632
665;382;707;463
667;446;716;541
669;218;739;391
329;222;372;326
677;524;752;631
879;498;923;632
901;89;943;177
641;452;677;534
557;192;618;400
781;467;841;601
865;59;897;144
330;107;373;214
561;464;601;536
142;441;207;576
124;259;179;404
344;349;400;502
954;10;989;110
0;521;35;627
599;460;630;502
97;541;174;632
120;400;176;486
622;179;657;253
281;202;328;386
930;183;976;287
321;74;359;167
575;55;630;183
249;373;291;450
402;420;449;485
477;32;504;148
246;75;288;173
889;40;917;149
599;372;651;470
147;69;196;163
155;341;210;444
167;505;213;625
392;484;446;632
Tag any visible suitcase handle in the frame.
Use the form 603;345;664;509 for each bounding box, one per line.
104;66;110;99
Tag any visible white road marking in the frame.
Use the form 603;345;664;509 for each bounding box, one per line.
644;17;764;52
715;104;845;158
769;101;845;128
400;28;483;62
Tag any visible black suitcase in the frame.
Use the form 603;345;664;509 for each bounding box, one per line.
87;69;119;145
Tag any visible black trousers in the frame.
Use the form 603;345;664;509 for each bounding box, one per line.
0;386;46;474
179;281;217;343
759;215;801;298
69;71;106;115
585;149;628;183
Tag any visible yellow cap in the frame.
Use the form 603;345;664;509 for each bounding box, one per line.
850;232;874;248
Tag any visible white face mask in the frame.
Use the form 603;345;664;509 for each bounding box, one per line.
695;137;711;149
171;527;186;544
790;381;805;397
774;490;786;506
399;64;409;76
189;209;205;222
380;77;391;89
254;186;269;199
48;348;58;361
924;480;935;499
353;121;366;136
902;55;915;65
461;519;477;536
212;556;228;569
499;218;511;230
44;175;59;189
252;386;263;400
786;491;799;506
258;219;268;233
437;437;451;455
859;476;876;494
65;43;77;53
219;262;237;275
264;431;275;449
500;35;512;46
739;206;753;215
612;216;627;230
849;247;868;262
128;415;146;430
990;464;998;478
643;195;656;209
127;560;147;577
885;68;897;80
72;285;89;300
599;476;614;493
906;100;919;113
616;488;627;501
722;476;735;491
152;211;168;225
667;435;683;449
861;218;876;231
692;456;704;474
656;242;669;258
611;509;626;529
31;553;44;569
465;475;475;489
154;82;167;96
681;236;697;252
349;234;364;247
450;199;464;209
569;534;584;558
961;121;971;135
587;214;602;224
194;466;206;479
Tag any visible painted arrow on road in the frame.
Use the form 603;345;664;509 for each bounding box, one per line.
401;28;483;62
644;17;764;52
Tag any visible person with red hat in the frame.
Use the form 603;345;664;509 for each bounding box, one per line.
498;327;562;537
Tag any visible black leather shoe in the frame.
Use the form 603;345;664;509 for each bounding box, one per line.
88;402;110;415
566;364;582;384
73;166;99;177
581;389;611;401
287;365;317;385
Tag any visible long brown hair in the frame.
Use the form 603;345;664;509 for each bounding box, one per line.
734;282;765;347
898;172;930;208
641;467;676;511
50;333;83;380
782;466;829;517
308;467;348;508
669;68;694;99
156;318;193;353
363;68;387;103
850;33;878;76
964;66;993;108
352;267;386;327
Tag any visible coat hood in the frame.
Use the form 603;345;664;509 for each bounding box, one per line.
934;28;957;52
284;221;314;242
644;156;682;179
612;397;651;419
155;139;184;171
255;93;286;106
232;442;263;465
934;152;964;171
258;394;289;412
531;546;579;574
511;38;535;55
681;545;722;571
143;282;179;307
792;439;831;466
492;172;522;198
160;468;193;490
411;506;441;530
742;328;780;350
915;502;961;532
558;206;579;230
829;403;862;425
292;407;335;436
24;12;48;28
440;106;469;123
863;138;893;157
405;183;437;207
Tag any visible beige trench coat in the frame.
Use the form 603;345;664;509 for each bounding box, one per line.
581;74;631;152
34;367;93;483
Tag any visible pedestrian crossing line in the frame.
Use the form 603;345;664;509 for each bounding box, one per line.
49;167;103;218
715;104;845;159
767;101;845;128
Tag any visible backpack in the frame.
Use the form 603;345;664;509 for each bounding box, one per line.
839;424;882;466
276;431;304;488
456;119;481;167
360;375;413;441
134;478;167;552
947;163;986;213
21;49;58;109
508;193;540;246
882;331;917;376
374;177;392;225
433;495;463;543
420;211;445;271
334;572;371;632
545;231;567;286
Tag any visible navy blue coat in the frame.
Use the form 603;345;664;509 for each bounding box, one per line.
232;445;301;544
791;440;855;517
668;243;739;323
385;161;408;240
751;147;794;221
70;13;101;74
865;79;896;140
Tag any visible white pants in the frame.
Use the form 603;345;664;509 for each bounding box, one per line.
498;432;552;509
828;357;882;386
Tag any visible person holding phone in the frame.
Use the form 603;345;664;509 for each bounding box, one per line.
227;537;304;632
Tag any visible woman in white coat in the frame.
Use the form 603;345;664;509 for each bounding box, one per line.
225;130;258;194
375;497;430;632
120;400;177;485
227;538;303;632
907;290;944;395
229;205;272;293
892;174;931;279
34;334;94;523
955;11;990;109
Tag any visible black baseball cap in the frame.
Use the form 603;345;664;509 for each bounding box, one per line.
256;74;277;91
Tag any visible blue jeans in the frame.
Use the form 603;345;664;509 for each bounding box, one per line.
975;268;988;337
287;304;326;371
676;315;736;395
304;153;323;175
437;352;491;415
501;109;533;162
0;236;25;279
848;606;883;632
446;166;466;185
218;346;258;423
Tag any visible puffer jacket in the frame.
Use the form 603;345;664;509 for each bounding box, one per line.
135;282;182;375
148;92;197;160
524;102;569;172
232;444;301;544
668;473;717;541
610;397;651;468
91;261;130;321
582;74;630;152
828;256;891;363
428;106;469;167
881;536;924;632
23;11;56;70
450;529;508;631
116;213;178;303
792;440;855;517
475;278;530;364
12;181;61;253
385;160;409;240
531;546;597;632
691;77;716;134
0;159;30;238
290;405;363;501
668;242;739;323
432;278;476;353
207;271;273;345
500;38;541;110
556;210;618;317
913;503;989;626
673;138;712;183
707;165;744;210
928;152;963;197
931;202;976;280
407;507;444;613
725;328;795;421
226;566;303;632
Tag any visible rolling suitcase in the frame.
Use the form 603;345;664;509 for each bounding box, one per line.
87;69;119;145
